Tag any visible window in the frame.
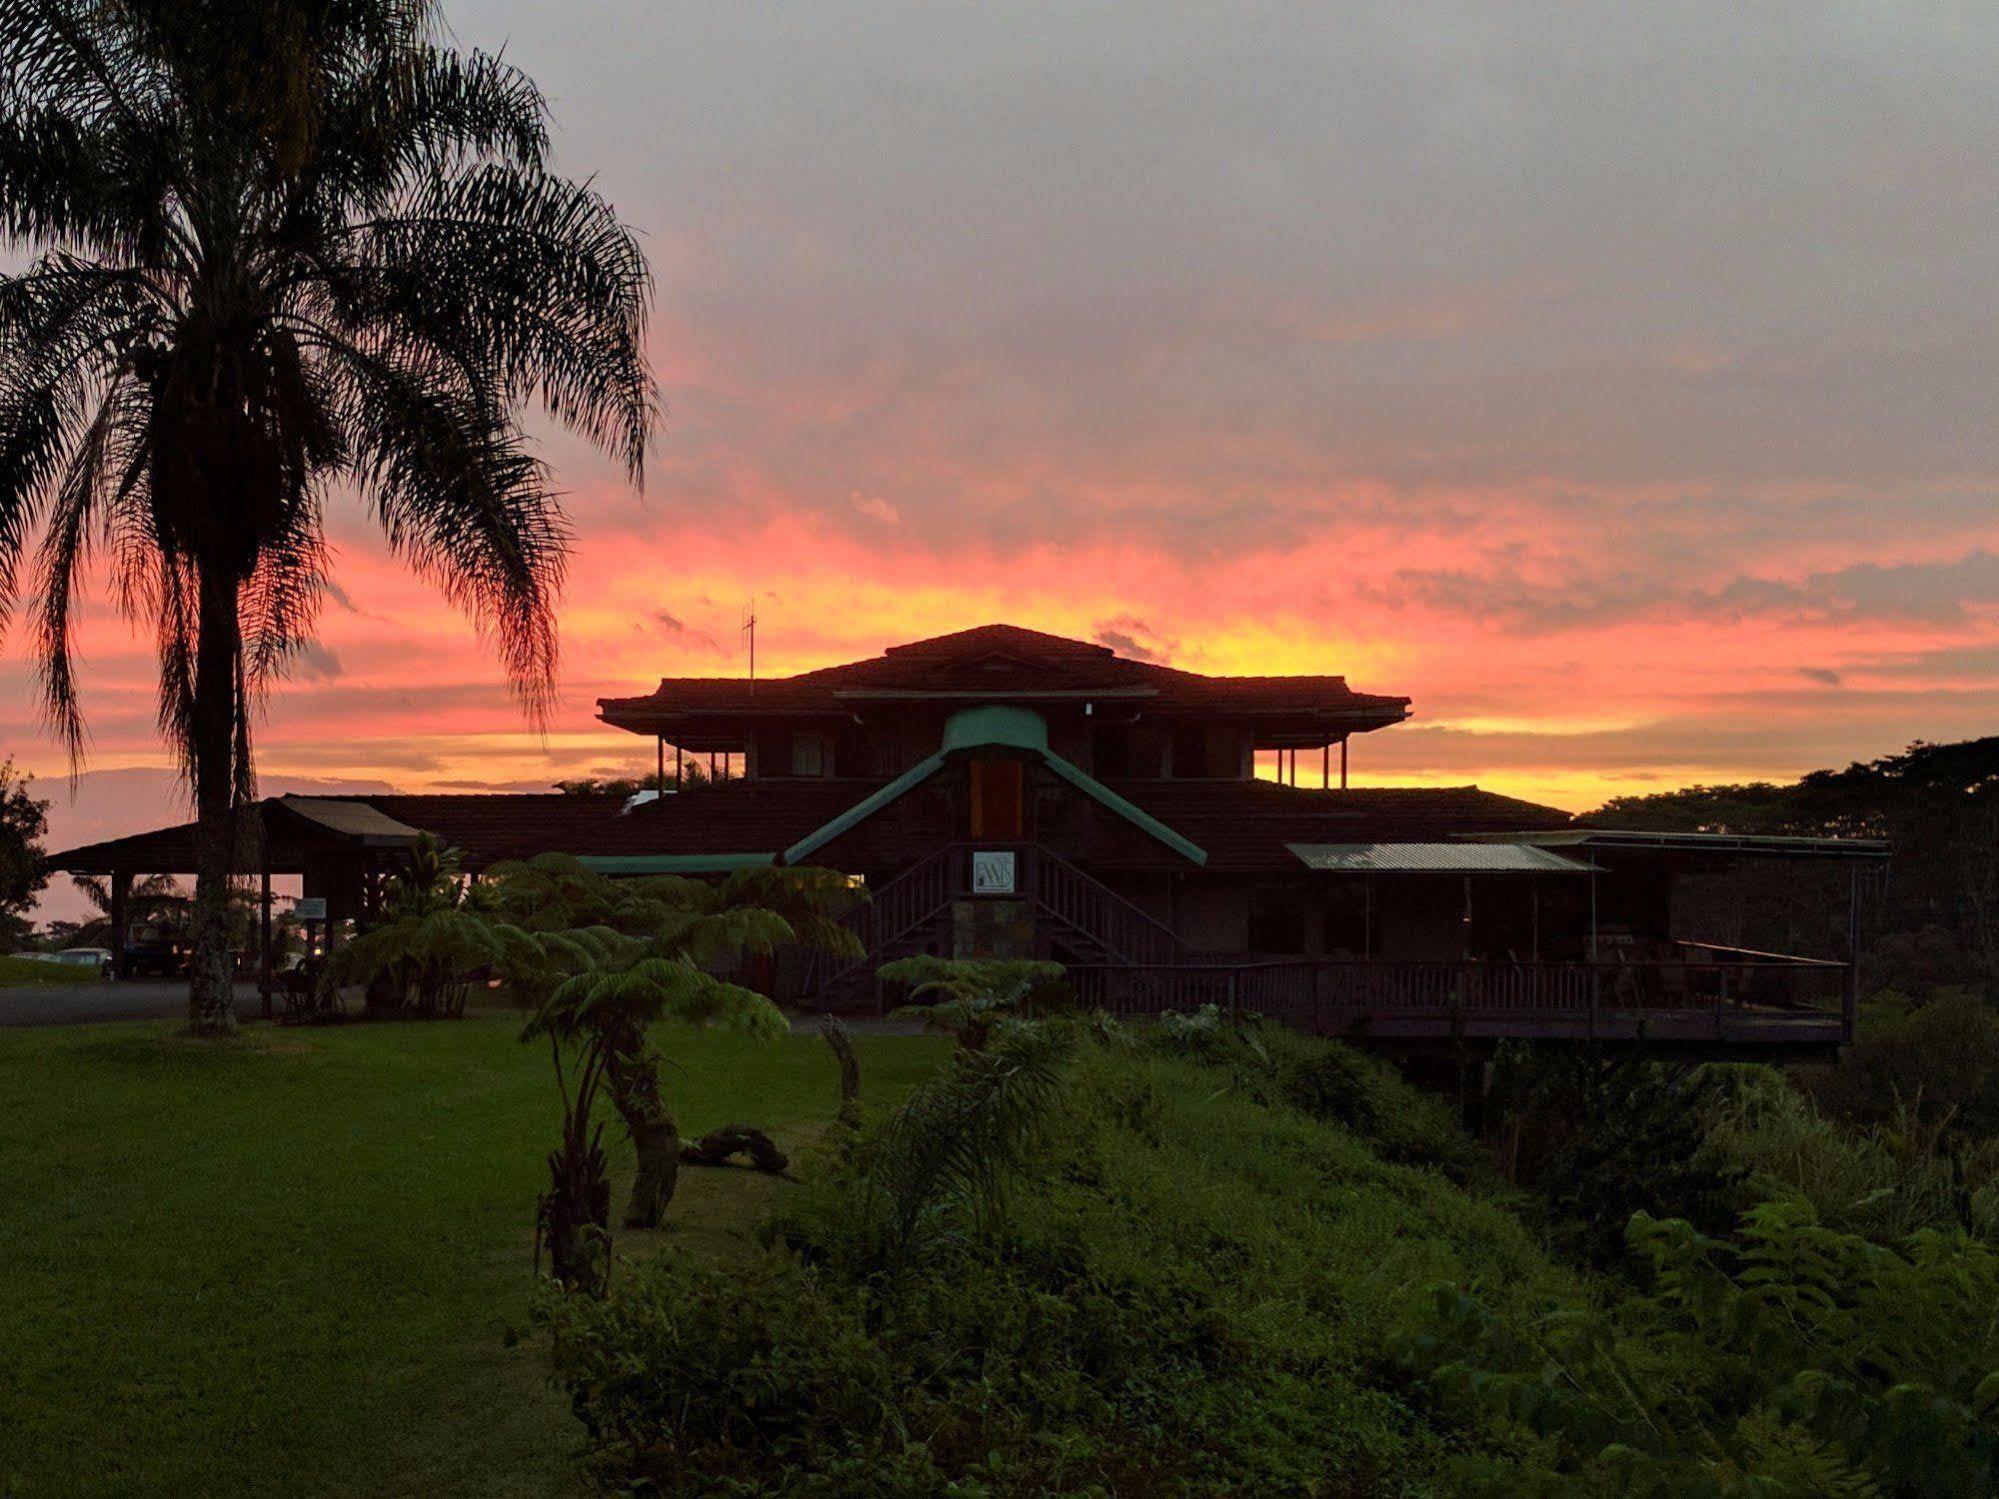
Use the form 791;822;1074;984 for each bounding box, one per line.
790;731;824;777
1248;885;1308;954
969;757;1024;839
833;724;871;777
1169;726;1210;779
1091;725;1133;777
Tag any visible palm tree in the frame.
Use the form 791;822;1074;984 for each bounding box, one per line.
0;0;656;1031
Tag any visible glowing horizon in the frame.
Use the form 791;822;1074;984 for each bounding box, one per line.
5;2;1998;823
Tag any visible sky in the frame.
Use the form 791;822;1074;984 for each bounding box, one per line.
6;0;1999;854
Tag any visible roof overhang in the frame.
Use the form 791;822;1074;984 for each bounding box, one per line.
577;853;776;875
1288;842;1597;874
1469;829;1890;860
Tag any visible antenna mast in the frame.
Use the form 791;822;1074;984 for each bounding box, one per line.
742;599;758;694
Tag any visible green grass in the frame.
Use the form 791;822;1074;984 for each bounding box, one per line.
0;1017;945;1498
0;953;99;986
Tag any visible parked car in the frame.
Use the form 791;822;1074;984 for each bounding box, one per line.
53;947;114;977
122;923;186;979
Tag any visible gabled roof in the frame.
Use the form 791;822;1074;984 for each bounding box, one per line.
599;621;1411;731
783;705;1208;866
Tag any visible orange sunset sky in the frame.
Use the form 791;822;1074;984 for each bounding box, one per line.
6;2;1999;833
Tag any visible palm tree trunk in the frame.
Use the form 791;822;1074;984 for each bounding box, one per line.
188;564;241;1035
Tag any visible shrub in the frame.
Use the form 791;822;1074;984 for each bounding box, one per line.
1484;1044;1744;1267
1405;1200;1999;1497
1700;1062;1999;1243
545;1031;1582;1495
1147;1009;1485;1179
1801;988;1999;1134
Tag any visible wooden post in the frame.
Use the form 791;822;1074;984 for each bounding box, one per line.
258;852;273;1019
109;870;131;980
1589;872;1599;962
1844;863;1862;1045
1340;735;1348;789
1322;743;1329;789
656;734;664;791
676;741;683;790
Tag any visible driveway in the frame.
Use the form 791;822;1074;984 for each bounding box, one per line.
0;979;267;1027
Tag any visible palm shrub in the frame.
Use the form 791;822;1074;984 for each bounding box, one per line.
836;1019;1075;1270
333;834;480;1016
0;0;656;1032
522;949;786;1288
878;955;1067;1048
1406;1200;1999;1496
483;860;857;1245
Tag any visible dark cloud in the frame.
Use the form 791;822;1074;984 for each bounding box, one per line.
291;641;343;681
1093;615;1176;664
1798;667;1842;687
653;611;723;654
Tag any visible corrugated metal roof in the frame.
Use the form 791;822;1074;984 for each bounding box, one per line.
1287;842;1596;874
1467;829;1889;859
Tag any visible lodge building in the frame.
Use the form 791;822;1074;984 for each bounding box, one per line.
55;623;1884;1054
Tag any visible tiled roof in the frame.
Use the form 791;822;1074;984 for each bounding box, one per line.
599;622;1410;725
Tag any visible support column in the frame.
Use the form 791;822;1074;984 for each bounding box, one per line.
656;734;665;791
1844;863;1862;1044
258;854;273;1020
109;870;131;981
1322;743;1329;789
1340;736;1349;789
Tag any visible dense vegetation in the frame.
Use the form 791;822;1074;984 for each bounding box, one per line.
537;971;1999;1497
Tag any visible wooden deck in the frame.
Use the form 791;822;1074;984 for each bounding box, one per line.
1064;955;1851;1055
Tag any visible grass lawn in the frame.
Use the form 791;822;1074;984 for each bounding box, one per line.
0;1017;944;1498
0;954;99;987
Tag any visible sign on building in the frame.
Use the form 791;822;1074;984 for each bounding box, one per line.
292;897;328;921
971;850;1017;895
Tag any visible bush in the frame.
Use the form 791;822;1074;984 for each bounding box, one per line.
1801;988;1999;1134
1700;1062;1999;1243
1147;1009;1484;1179
1404;1200;1999;1497
543;1028;1581;1495
1484;1044;1744;1268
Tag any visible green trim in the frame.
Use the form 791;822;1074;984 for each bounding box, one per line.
1042;752;1207;866
939;704;1049;753
782;706;1206;866
781;753;946;865
579;852;775;875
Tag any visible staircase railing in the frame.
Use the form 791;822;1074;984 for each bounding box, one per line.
806;841;1183;1007
811;844;958;999
1025;844;1180;966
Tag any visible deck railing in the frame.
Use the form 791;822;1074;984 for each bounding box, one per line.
1065;956;1851;1047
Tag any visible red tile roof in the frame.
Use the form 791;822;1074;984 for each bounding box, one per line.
599;622;1410;726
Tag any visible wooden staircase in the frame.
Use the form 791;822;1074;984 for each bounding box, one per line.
806;842;1182;1011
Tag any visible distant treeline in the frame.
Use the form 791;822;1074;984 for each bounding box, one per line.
1583;736;1999;997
